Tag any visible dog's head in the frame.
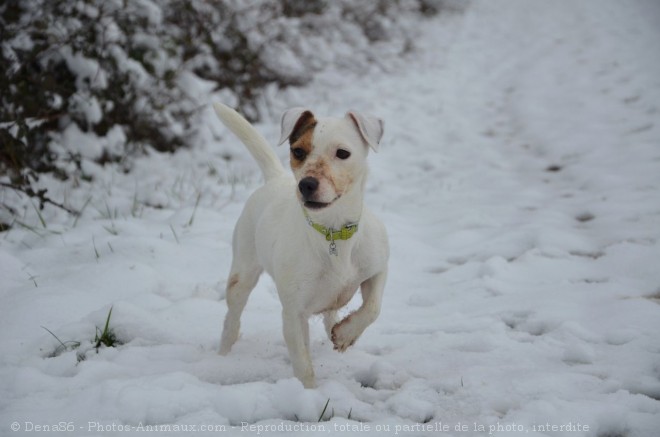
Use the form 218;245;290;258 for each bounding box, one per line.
278;108;383;211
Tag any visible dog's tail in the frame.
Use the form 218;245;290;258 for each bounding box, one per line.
213;102;285;182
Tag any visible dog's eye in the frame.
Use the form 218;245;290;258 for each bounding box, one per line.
291;148;306;160
336;149;351;160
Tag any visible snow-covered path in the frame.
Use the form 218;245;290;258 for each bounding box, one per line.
1;1;660;436
352;1;660;434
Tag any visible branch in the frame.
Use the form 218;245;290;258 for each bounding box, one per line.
0;181;79;216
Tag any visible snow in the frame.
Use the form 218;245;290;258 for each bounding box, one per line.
2;0;660;436
60;46;108;90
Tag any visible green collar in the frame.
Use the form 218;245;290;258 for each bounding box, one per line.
303;209;359;256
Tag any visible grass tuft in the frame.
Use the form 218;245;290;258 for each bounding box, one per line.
94;306;119;351
42;306;122;360
73;196;92;228
42;326;81;357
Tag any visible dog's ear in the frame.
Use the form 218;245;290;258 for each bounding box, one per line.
278;107;316;146
346;111;384;152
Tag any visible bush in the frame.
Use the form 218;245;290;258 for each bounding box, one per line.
0;0;441;225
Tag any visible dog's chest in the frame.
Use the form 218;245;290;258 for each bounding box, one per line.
306;264;362;315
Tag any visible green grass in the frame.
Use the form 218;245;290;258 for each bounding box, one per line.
42;306;121;360
94;306;119;351
318;398;331;422
316;399;357;422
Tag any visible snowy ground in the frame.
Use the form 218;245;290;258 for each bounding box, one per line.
2;0;660;436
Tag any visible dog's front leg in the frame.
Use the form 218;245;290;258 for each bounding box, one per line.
282;308;315;388
332;269;387;352
323;310;338;340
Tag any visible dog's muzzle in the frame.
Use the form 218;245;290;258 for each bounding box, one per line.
298;177;322;208
298;177;319;199
298;177;335;210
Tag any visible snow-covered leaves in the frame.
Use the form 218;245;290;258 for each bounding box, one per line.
1;0;439;226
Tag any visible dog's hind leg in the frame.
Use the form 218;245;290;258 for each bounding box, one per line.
219;260;261;355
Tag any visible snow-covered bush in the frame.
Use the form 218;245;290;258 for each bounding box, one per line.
0;0;441;222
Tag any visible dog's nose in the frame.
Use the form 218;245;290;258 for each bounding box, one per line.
298;177;319;199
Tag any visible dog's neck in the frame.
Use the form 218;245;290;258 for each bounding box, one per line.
302;177;365;230
300;182;365;257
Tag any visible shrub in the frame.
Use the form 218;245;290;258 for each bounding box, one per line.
0;0;441;226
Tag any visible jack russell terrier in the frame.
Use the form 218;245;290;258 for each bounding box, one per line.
213;102;388;388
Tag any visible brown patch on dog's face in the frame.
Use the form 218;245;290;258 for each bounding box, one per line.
289;112;317;170
307;156;354;198
289;111;316;145
304;157;330;180
290;126;315;170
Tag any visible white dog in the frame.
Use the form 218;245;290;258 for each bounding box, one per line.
213;103;389;388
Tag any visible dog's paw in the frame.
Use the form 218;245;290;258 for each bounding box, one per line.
331;317;359;352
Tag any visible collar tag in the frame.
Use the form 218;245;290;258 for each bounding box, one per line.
329;239;338;256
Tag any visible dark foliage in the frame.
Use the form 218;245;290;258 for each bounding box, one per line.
0;0;440;224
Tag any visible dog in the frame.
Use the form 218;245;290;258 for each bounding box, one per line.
213;102;389;388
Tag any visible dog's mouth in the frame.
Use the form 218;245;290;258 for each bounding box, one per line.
304;201;330;210
303;196;340;210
